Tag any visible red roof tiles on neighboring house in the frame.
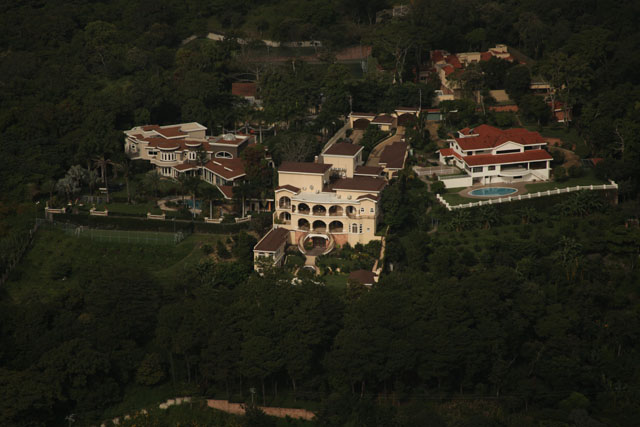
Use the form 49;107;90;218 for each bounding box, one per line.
481;51;493;61
275;184;300;193
356;194;379;201
323;143;363;157
455;125;545;151
372;114;395;124
155;126;186;138
173;162;199;171
254;227;289;252
439;148;463;161
217;185;234;199
462;150;552;167
445;55;462;68
204;158;246;180
379;140;408;170
443;64;455;76
331;177;386;193
278;162;332;174
232;82;257;98
348;269;376;286
354;166;384;177
488;105;519;112
431;50;445;63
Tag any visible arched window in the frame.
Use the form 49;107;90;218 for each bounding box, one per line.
215;151;233;158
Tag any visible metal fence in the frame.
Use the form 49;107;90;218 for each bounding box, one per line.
37;218;188;245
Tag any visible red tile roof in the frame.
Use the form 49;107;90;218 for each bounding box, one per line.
379;140;408;169
278;162;331;174
348;269;376;285
463;149;552;167
173;162;199;171
356;194;379;201
155;126;186;138
254;227;289;252
217;185;234;199
354;166;384;177
455;125;545;151
439;148;462;161
331;177;386;193
372;114;394;124
481;51;493;61
445;54;462;68
275;184;300;193
208;134;252;146
324;143;363;157
232;82;257;98
443;64;455;76
203;158;246;180
431;50;445;63
157;140;181;150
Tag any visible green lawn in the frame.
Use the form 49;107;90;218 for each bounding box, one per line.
88;201;160;216
525;170;607;192
322;273;349;292
5;230;224;302
441;191;488;206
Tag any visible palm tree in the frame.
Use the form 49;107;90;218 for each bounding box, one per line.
176;173;189;203
201;184;222;219
115;156;133;203
553;236;583;281
86;169;100;199
447;209;472;232
477;205;498;229
185;176;201;218
93;154;114;203
144;171;161;199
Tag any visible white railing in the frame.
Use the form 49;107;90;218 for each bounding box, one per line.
204;217;222;223
235;215;252;223
437;181;618;211
90;208;108;216
147;212;166;220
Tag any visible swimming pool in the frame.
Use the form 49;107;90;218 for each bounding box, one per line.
469;187;517;197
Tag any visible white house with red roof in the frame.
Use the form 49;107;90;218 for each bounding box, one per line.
438;124;552;188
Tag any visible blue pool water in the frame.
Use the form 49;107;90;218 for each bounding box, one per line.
469;187;517;197
183;200;202;209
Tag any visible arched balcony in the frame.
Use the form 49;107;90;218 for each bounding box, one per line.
346;205;358;218
278;212;291;224
312;220;327;232
298;218;310;231
329;205;344;216
329;220;343;233
312;205;327;216
279;196;291;209
297;203;310;215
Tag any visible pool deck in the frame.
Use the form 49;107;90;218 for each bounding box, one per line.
459;182;531;199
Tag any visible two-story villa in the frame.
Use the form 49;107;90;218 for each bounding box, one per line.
438;125;553;188
124;122;253;179
255;143;387;267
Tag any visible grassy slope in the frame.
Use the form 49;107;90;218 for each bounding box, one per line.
4;230;224;301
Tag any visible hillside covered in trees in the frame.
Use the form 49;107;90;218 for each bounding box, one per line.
1;0;640;426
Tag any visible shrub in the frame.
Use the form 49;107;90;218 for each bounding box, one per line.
551;150;565;165
568;165;584;178
201;243;214;255
553;166;568;182
216;240;231;259
431;181;446;194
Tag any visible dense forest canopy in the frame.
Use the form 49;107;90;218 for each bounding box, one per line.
1;0;640;426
